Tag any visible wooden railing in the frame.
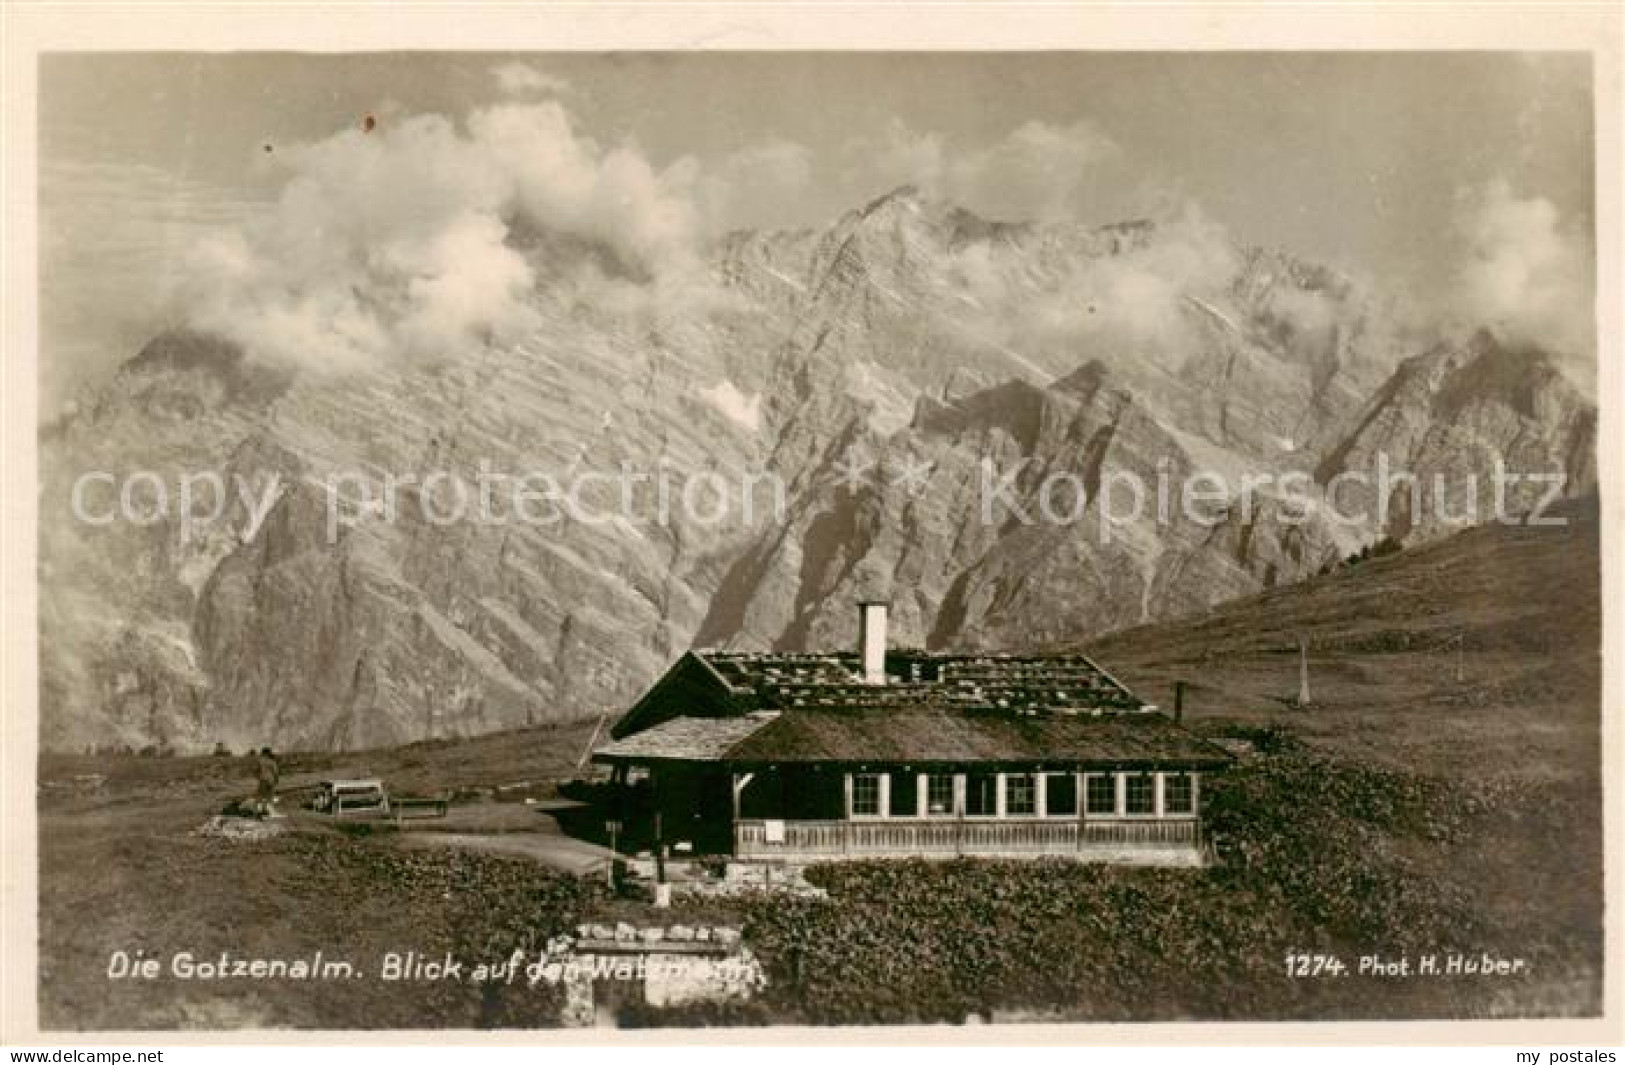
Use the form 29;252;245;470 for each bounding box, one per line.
734;817;1200;859
1081;819;1201;847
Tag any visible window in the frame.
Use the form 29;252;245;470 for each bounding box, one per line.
1125;773;1154;815
926;773;955;816
889;772;918;817
1086;774;1117;815
1163;772;1194;814
851;773;881;816
1046;773;1077;816
966;773;998;816
1005;773;1036;815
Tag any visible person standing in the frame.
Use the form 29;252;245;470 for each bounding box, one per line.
255;746;280;817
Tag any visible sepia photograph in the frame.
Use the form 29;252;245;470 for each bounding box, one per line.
3;6;1621;1045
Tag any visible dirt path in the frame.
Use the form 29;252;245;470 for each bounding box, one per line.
394;827;615;875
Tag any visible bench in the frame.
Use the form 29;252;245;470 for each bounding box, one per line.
389;795;451;822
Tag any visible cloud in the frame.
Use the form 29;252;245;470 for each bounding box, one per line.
855;118;1120;222
1265;286;1340;337
861;120;946;198
40;161;269;407
491;61;571;98
1035;206;1238;353
170;99;1143;380
179;102;705;373
952;120;1122;222
699;139;815;234
946;202;1239;363
468;103;700;272
1448;179;1594;379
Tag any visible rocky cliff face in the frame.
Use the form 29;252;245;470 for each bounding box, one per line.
38;188;1596;751
1312;330;1596;539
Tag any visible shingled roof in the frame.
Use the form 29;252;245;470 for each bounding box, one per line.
592;705;1226;768
720;707;1231;768
592;715;772;763
591;705;1222;770
597;645;1227;769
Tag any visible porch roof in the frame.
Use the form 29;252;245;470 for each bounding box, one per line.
592;714;772;763
722;707;1231;768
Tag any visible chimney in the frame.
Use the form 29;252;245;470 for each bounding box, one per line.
858;601;888;685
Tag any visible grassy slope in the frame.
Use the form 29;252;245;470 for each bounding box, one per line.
1088;495;1601;784
724;503;1604;1024
40;717;610;801
37;720;604;1030
37;501;1604;1028
722;504;1604;1024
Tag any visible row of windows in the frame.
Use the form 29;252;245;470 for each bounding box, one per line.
850;771;1196;817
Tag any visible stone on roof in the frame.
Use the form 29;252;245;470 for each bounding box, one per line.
694;650;1143;714
597;647;1229;769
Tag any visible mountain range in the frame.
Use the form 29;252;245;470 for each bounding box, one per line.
38;186;1596;752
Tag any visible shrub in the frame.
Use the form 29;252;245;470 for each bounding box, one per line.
724;743;1598;1023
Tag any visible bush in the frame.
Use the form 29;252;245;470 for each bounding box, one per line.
724;743;1598;1023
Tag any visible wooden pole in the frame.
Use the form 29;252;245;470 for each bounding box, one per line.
954;773;966;857
651;770;666;884
576;710;610;770
1076;770;1086;854
654;809;665;883
1297;638;1311;706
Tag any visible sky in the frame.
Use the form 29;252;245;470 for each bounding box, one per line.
38;51;1597;407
